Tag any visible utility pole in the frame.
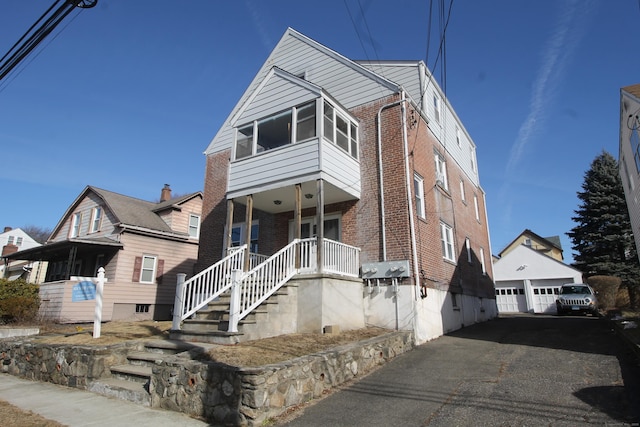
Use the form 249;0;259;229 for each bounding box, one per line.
0;0;97;82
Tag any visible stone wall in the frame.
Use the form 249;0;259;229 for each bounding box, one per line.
1;339;136;388
1;331;413;426
152;330;413;426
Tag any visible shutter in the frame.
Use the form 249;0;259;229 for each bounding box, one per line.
156;259;164;284
132;256;142;282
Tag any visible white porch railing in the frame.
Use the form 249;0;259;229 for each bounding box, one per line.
173;238;361;331
176;245;246;323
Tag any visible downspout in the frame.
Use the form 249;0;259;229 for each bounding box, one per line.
399;92;422;302
376;92;421;296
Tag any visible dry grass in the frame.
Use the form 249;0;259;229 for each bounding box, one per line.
0;400;65;427
10;320;392;366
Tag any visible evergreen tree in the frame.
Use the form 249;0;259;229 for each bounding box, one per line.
567;151;640;285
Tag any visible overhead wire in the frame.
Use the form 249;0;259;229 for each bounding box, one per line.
0;0;95;88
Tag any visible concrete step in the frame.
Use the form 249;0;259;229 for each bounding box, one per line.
169;329;245;345
88;377;151;406
110;364;152;384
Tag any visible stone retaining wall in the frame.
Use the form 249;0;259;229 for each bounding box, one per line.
152;330;414;426
1;339;137;388
1;331;414;426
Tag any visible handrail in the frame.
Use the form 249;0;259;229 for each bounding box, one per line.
179;245;246;320
323;239;360;277
229;240;299;331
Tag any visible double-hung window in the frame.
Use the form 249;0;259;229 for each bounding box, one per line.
435;152;448;190
90;207;102;233
140;255;157;284
70;213;82;238
189;214;201;238
414;173;425;219
440;221;455;262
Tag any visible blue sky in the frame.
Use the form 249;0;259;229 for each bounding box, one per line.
0;1;638;262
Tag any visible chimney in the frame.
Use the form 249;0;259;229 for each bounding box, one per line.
160;184;172;202
3;226;11;233
2;244;18;257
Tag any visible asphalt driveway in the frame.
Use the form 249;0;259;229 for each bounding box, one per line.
280;314;640;426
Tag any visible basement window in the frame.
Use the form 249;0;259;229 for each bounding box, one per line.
135;304;150;313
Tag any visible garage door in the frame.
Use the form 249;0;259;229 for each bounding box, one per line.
495;286;527;313
530;279;569;314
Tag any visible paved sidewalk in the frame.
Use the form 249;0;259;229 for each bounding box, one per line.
0;374;210;426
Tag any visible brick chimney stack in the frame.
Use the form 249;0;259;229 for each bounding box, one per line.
160;184;172;202
1;244;18;257
3;226;11;233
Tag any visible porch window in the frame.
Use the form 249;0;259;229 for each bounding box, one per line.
90;207;102;233
440;221;455;262
323;100;358;159
234;101;316;160
140;255;157;284
188;214;200;238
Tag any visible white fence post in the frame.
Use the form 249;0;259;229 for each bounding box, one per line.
172;273;186;331
92;267;105;339
228;269;242;333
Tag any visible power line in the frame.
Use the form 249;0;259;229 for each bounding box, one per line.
0;0;97;83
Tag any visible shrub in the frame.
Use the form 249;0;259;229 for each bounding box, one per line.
0;278;40;323
586;275;621;310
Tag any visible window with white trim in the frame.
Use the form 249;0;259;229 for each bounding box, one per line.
70;213;81;238
480;248;486;274
90;207;102;233
140;255;157;284
435;152;448;190
414;173;425;219
324;101;358;159
470;146;477;173
473;194;480;221
440;221;455;262
460;179;466;203
16;237;22;246
7;236;14;245
465;237;472;263
188;214;200;238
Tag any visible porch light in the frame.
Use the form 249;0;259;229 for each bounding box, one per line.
273;200;282;205
304;193;313;199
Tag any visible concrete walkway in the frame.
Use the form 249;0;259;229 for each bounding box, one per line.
0;374;210;426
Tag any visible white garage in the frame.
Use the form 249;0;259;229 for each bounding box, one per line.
493;245;583;314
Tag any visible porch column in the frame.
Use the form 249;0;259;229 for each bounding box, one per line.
65;245;77;279
295;183;302;269
316;179;324;273
243;194;253;272
225;199;234;252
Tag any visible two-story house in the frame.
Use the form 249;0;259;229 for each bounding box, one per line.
175;28;495;344
6;184;202;323
1;227;46;283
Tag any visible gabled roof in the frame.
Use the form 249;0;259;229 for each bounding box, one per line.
498;229;563;258
204;27;401;155
493;244;582;282
622;84;640;100
51;186;202;239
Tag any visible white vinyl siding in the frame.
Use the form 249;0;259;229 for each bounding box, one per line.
228;137;360;200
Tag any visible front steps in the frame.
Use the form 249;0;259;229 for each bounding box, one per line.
87;339;207;406
170;284;296;344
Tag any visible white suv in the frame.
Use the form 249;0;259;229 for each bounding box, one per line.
556;283;598;316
